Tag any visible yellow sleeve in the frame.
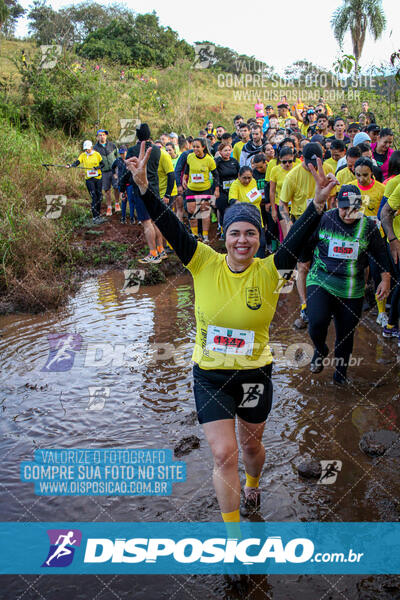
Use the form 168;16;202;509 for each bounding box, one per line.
232;143;242;162
186;242;219;276
265;159;275;182
208;155;217;170
388;183;400;211
280;171;294;205
270;166;279;184
229;179;239;202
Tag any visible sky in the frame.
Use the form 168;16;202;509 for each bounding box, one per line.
14;0;400;73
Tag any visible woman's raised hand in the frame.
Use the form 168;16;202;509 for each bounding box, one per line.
308;157;338;213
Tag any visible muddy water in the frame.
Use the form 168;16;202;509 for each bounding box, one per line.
1;269;400;599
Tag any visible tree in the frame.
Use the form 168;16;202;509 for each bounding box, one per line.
331;0;386;73
0;0;9;31
78;12;193;67
28;0;74;46
1;0;25;38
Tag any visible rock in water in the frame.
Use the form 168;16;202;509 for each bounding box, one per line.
359;430;399;457
174;435;200;457
297;460;322;479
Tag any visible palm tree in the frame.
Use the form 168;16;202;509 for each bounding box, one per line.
331;0;386;73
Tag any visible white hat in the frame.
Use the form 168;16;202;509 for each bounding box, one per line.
353;132;371;147
83;140;93;150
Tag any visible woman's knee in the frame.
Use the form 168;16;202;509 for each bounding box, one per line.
211;443;238;470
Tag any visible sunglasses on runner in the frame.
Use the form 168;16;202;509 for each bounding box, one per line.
282;159;293;164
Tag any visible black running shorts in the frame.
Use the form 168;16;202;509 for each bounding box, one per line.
193;363;273;424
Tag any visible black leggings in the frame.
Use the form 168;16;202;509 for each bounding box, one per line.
86;177;103;218
388;247;400;326
307;285;364;381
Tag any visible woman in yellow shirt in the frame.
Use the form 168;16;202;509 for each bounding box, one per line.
229;166;265;257
68;140;105;224
269;147;296;238
183;137;218;243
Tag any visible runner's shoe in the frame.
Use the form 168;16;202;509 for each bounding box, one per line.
202;235;210;244
129;219;135;225
382;325;399;338
106;206;112;216
376;313;389;327
95;216;107;224
240;487;261;517
115;203;121;212
120;217;126;224
294;308;308;329
158;250;168;260
138;254;162;264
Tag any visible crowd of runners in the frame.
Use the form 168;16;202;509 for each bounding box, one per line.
67;97;399;523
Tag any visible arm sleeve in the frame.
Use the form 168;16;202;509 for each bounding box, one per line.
211;168;219;188
273;201;323;271
99;160;105;170
165;172;175;196
111;159;118;174
377;196;388;221
368;223;391;273
140;188;197;265
70;159;80;168
174;153;186;186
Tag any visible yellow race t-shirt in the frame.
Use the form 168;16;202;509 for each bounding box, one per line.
229;178;263;220
388;182;400;240
77;151;103;180
324;157;338;172
349;179;385;217
186;243;281;369
232;141;244;163
158;150;178;198
280;162;334;218
186;153;216;192
336;167;355;186
384;174;400;198
269;165;293;205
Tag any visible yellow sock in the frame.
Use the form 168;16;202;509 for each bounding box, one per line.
221;508;240;522
386;324;394;330
301;303;307;311
191;226;198;236
222;509;240;538
245;472;261;488
157;245;164;254
375;295;386;314
150;249;158;257
166;241;173;249
203;230;208;237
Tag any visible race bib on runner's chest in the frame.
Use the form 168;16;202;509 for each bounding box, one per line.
246;188;261;203
87;169;99;178
328;239;359;260
206;325;254;356
191;173;205;183
223;179;234;190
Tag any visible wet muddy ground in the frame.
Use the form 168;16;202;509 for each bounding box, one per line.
1;268;399;599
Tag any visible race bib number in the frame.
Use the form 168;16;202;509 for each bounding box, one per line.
87;169;98;178
223;179;234;190
206;325;254;356
191;173;205;183
246;188;261;203
368;215;381;229
328;239;359;260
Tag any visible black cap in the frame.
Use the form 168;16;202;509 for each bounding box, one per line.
337;185;362;210
367;124;380;133
348;122;361;131
302;142;323;168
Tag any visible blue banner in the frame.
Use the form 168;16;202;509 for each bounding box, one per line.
0;522;399;574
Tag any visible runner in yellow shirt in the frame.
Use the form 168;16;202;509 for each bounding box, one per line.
269;147;296;238
68;140;105;224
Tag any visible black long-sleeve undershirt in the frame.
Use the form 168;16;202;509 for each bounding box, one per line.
140;188;323;270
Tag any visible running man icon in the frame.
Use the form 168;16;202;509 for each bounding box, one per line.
42;529;82;567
